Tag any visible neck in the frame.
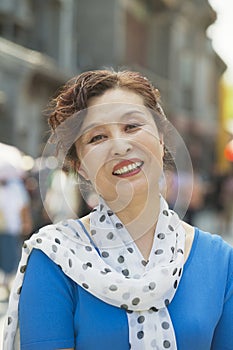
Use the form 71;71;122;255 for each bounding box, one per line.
105;185;161;242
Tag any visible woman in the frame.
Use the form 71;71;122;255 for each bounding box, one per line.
3;70;233;349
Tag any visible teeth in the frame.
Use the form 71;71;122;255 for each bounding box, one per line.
113;161;143;175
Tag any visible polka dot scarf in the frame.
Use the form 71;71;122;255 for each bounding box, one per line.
3;196;185;350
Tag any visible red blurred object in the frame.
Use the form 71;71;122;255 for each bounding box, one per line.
224;140;233;161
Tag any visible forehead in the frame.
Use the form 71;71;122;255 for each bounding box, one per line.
87;88;144;107
79;88;151;131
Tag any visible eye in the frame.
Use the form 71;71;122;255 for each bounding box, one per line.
88;134;107;144
125;123;142;132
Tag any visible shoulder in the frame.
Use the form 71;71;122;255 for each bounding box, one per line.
182;221;233;258
186;225;233;287
19;248;76;306
196;227;233;257
26;249;61;282
182;221;233;272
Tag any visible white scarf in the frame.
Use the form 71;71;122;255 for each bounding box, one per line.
3;196;185;350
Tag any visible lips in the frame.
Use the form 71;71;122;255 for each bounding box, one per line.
112;159;144;177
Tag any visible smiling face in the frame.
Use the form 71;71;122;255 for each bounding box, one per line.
75;88;164;205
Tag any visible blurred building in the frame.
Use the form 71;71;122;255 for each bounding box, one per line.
217;77;233;172
0;0;225;173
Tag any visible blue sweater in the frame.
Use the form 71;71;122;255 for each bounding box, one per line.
19;228;233;350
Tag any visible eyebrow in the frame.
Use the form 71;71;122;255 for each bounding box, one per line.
80;109;146;134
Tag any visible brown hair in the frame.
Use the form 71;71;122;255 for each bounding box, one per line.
48;69;173;171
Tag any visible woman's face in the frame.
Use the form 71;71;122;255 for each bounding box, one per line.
75;88;164;203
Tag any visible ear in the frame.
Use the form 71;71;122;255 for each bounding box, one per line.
76;161;90;181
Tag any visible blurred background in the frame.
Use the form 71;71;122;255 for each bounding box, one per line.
0;0;233;329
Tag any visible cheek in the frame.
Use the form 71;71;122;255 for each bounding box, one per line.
78;146;107;181
139;133;163;160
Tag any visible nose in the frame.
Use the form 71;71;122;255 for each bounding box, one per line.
110;137;132;157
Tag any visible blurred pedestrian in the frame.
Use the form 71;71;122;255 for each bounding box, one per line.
0;178;32;288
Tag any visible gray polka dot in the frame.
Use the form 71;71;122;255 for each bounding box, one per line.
116;222;123;229
137;331;144;339
155;249;163;255
127;247;134;253
118;255;124;263
132;297;140;305
122;269;129;276
162;321;170;330
102;251;109;258
137;315;145;323
141;260;148;266
107;232;114;240
85;246;92;251
109;284;118;291
163;340;171;348
149;282;156;290
157;233;165;239
99;214;106;222
99;204;104;211
20;265;27;273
